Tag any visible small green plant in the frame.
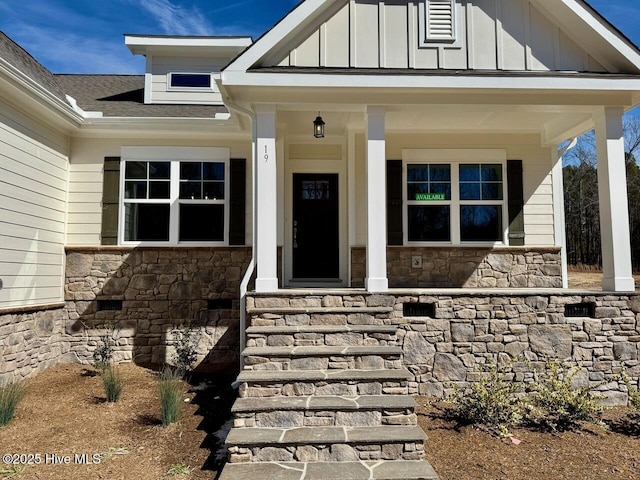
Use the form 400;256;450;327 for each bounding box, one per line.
0;380;25;426
101;365;124;403
167;463;192;476
525;358;603;432
448;361;523;436
98;447;129;461
621;368;640;421
93;323;119;371
159;367;184;426
171;323;199;376
0;464;27;479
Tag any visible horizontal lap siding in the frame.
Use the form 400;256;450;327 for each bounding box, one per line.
282;0;604;73
150;56;226;105
0;105;68;309
66;139;254;247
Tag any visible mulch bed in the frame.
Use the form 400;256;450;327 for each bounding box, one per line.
417;398;640;480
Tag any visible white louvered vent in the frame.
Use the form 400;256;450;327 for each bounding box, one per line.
427;0;455;41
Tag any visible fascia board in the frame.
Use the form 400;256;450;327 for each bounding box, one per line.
222;71;640;92
531;0;640;72
0;58;83;130
224;0;337;72
74;117;249;138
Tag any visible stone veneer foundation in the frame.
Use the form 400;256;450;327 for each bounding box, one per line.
351;247;563;288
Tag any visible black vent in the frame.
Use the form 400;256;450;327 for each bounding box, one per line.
97;300;123;311
565;302;596;318
208;299;233;310
403;303;436;318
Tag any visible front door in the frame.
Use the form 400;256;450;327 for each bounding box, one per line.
292;173;339;279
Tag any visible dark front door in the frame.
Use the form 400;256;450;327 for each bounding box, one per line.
292;173;339;279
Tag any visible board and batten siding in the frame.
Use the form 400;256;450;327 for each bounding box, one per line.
0;103;69;309
149;56;226;105
277;0;608;72
66;138;254;246
351;133;556;247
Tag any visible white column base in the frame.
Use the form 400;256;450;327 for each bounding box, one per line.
255;278;279;293
366;277;389;293
602;276;635;292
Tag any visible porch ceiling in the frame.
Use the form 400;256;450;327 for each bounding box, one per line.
275;106;593;145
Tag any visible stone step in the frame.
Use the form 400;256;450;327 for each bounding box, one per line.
232;395;418;428
238;369;411;398
232;395;417;414
226;426;427;463
248;309;394;328
246;325;398;348
243;346;403;371
247;293;395;310
219;460;439;480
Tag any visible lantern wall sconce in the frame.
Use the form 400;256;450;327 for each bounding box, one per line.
313;113;325;138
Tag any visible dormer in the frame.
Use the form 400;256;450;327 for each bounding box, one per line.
125;35;252;105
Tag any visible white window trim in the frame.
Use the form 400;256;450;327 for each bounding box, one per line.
167;72;214;92
402;149;509;247
418;0;463;48
119;146;230;247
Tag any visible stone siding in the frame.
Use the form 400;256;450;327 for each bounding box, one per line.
63;247;251;372
351;247;562;288
0;306;67;383
396;292;639;405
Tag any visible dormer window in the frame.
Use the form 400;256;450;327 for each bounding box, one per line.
169;73;212;89
419;0;461;48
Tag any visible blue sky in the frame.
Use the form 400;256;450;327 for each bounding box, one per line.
0;0;639;74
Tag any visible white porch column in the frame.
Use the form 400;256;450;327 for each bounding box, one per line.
594;106;635;292
365;106;389;292
255;105;279;292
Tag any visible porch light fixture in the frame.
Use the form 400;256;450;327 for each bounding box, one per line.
313;113;325;138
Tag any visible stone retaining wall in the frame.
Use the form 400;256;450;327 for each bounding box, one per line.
63;247;251;372
0;306;67;383
351;247;562;288
392;292;639;405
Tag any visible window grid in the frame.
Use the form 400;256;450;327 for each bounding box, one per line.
404;158;506;245
121;158;229;245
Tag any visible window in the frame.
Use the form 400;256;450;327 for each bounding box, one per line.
169;73;211;89
120;147;229;245
419;0;460;47
403;150;507;245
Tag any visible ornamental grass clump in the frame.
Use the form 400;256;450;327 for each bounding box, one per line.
449;361;523;436
0;380;25;426
159;367;184;426
101;365;124;403
525;358;603;432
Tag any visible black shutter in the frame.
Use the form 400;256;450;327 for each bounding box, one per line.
101;157;120;245
229;158;246;245
387;160;403;245
507;160;525;246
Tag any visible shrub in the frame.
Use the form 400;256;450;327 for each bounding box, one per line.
171;323;199;377
167;463;192;476
0;380;26;426
93;323;119;372
525;358;603;432
621;368;640;424
101;366;124;403
448;361;523;436
159;367;184;426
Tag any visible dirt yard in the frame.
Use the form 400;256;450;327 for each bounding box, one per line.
2;364;640;480
0;364;235;480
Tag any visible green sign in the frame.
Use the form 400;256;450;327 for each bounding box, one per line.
415;193;445;201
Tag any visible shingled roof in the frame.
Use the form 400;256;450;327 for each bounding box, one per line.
55;74;227;118
0;31;67;101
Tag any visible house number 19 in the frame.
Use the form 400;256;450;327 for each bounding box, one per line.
264;145;269;162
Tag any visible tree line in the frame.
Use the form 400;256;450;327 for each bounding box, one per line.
563;116;640;270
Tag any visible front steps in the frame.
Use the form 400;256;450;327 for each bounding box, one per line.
219;292;438;480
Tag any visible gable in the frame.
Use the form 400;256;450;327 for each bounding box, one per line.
242;0;639;74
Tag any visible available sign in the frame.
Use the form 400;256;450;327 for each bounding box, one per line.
415;193;445;201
